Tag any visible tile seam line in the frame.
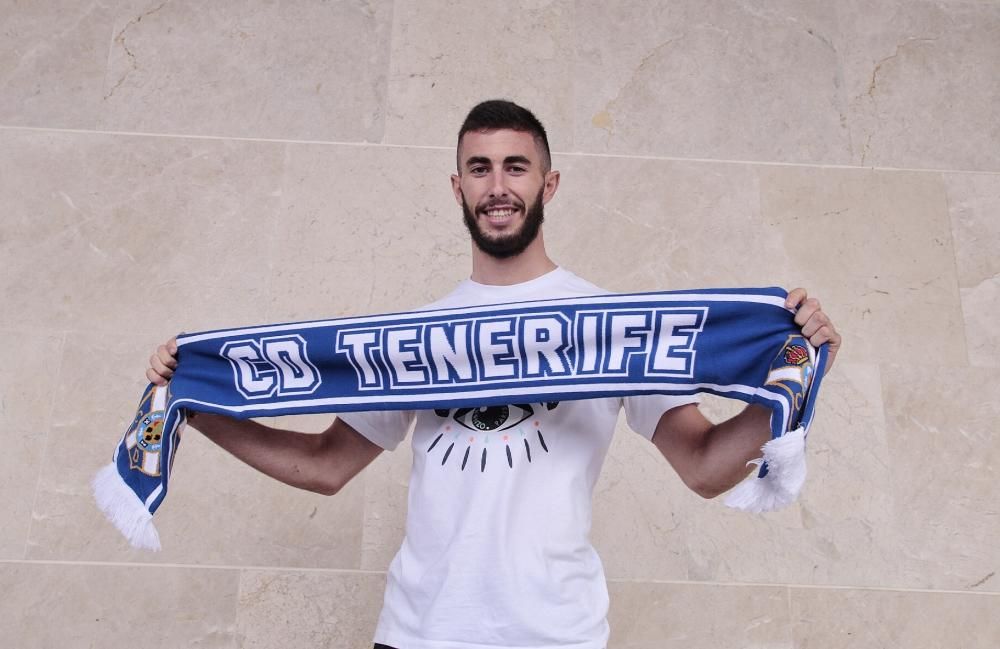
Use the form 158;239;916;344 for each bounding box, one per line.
0;125;997;177
1;559;997;597
0;558;387;575
606;577;1000;597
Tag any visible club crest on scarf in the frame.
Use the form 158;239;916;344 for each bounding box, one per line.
764;334;815;431
124;384;166;477
427;402;560;471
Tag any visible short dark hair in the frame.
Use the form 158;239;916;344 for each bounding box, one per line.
457;99;551;172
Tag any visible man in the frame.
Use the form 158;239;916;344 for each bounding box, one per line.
147;100;840;649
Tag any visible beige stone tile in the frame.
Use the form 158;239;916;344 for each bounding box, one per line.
608;581;791;649
0;1;115;128
0;332;63;558
962;282;1000;368
882;364;1000;592
790;587;1000;648
0;561;238;648
947;173;1000;290
27;331;366;568
360;439;412;571
0;129;282;336
840;0;1000;171
945;173;1000;367
573;0;850;164
0;332;63;432
383;0;575;149
758;165;965;367
97;0;392;141
236;569;384;648
267;143;471;323
548;155;804;292
0;430;44;559
595;363;900;588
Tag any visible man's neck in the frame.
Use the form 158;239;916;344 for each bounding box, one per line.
469;234;557;286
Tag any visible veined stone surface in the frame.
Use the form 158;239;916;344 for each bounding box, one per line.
1;0;998;645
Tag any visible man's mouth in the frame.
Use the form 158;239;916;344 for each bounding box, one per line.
481;205;519;223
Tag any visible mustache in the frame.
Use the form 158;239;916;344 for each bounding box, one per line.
478;197;524;211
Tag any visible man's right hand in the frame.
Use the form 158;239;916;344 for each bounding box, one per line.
146;336;179;386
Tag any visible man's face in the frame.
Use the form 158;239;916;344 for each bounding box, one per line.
451;129;558;259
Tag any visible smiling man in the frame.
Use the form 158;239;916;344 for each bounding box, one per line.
454;118;555;263
147;100;841;649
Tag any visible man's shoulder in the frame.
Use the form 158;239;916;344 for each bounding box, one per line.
419;267;609;312
555;268;608;296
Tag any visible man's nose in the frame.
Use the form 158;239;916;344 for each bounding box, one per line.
488;172;508;198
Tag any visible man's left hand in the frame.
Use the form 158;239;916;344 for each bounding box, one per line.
785;288;842;373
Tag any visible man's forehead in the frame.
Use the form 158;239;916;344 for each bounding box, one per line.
458;128;541;163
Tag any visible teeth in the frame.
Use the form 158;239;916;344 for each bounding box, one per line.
485;208;514;217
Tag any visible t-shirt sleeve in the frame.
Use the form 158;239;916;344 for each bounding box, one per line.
623;394;701;441
338;409;415;451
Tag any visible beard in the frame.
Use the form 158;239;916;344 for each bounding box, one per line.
461;187;545;260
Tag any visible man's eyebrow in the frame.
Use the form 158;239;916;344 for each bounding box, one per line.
464;156;491;168
462;155;533;169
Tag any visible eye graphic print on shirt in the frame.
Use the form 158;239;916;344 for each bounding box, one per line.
427;403;559;472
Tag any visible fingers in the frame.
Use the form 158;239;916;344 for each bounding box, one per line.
148;350;174;384
815;326;842;374
146;336;180;386
805;323;839;348
785;287;808;310
797;300;827;335
792;297;822;327
796;301;834;349
146;366;168;386
785;287;841;373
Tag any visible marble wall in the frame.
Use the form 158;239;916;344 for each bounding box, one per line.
2;1;998;647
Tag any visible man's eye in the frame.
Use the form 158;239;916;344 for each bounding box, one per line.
508;166;526;173
470;166;488;175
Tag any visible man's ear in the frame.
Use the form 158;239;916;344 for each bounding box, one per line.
450;173;463;206
542;170;561;204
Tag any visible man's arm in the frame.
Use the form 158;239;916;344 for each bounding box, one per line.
651;287;841;499
147;336;383;496
651;403;770;499
188;414;383;496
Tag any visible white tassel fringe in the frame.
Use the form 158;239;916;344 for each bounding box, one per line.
724;427;807;513
91;463;161;551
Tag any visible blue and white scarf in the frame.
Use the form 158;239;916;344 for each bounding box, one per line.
93;287;829;550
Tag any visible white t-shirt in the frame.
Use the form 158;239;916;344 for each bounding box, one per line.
341;267;698;649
